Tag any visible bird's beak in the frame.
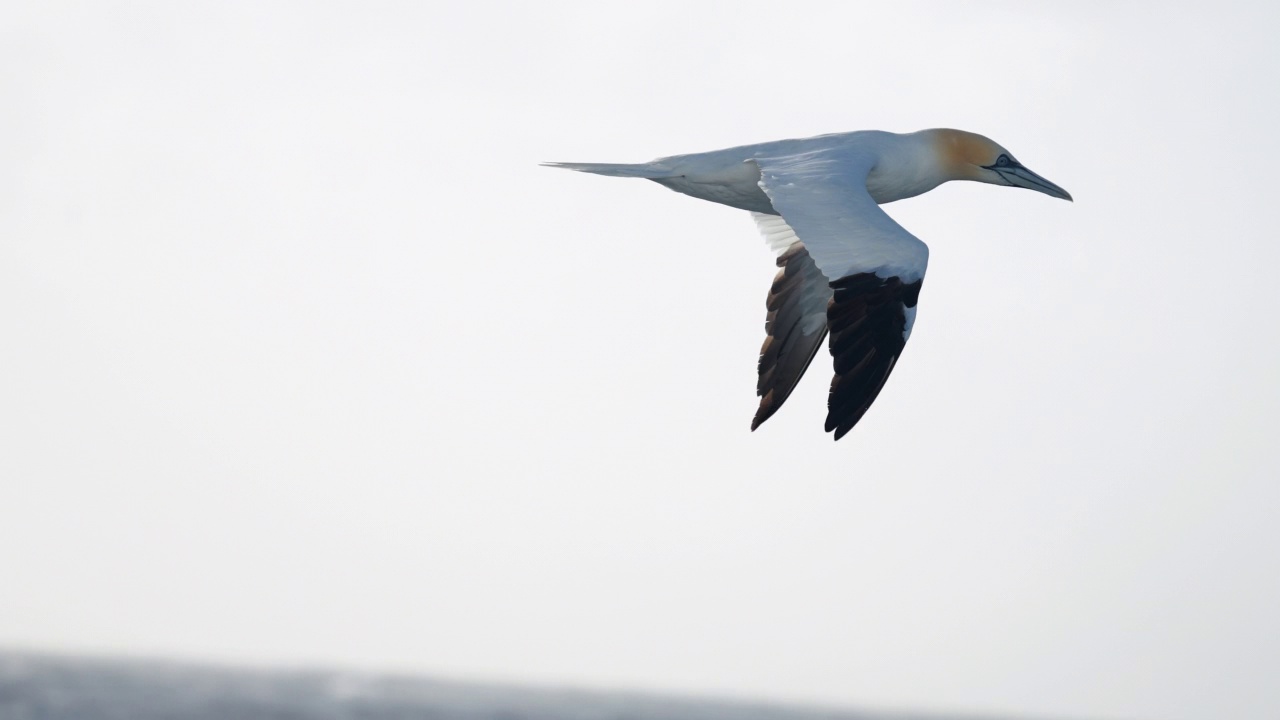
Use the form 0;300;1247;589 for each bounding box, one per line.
994;164;1073;202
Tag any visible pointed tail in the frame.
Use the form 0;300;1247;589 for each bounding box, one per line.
540;161;677;179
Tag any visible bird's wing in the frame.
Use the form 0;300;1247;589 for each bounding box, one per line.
748;220;832;431
752;150;929;440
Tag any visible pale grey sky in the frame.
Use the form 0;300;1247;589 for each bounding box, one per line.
2;3;1279;720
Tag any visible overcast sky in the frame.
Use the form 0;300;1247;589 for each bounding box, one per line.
2;3;1279;720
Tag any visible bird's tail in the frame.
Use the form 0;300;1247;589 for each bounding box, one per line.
540;161;677;178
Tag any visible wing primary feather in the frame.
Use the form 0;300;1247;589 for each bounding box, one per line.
824;274;923;440
751;244;832;431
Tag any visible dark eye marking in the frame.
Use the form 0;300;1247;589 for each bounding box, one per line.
982;153;1018;172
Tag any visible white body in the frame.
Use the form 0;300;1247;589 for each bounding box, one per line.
650;130;948;213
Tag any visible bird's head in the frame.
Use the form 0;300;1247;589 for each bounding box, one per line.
931;129;1072;201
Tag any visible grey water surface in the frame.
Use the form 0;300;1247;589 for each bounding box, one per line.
0;651;1032;720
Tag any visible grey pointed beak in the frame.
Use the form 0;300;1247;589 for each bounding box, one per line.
997;165;1073;202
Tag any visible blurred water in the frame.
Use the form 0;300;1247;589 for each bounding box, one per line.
0;650;1016;720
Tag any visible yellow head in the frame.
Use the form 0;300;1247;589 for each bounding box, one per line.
930;128;1072;201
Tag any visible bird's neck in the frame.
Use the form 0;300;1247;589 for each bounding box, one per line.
864;132;952;204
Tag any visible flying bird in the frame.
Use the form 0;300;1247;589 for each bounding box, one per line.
545;129;1071;439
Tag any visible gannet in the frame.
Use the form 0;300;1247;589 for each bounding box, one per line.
545;129;1071;440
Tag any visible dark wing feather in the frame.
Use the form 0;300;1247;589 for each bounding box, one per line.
751;244;833;431
825;273;923;440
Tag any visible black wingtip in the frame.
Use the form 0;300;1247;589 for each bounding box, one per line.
750;406;773;432
826;418;850;441
821;273;923;443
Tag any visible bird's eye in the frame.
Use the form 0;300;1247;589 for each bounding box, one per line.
996;154;1011;167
